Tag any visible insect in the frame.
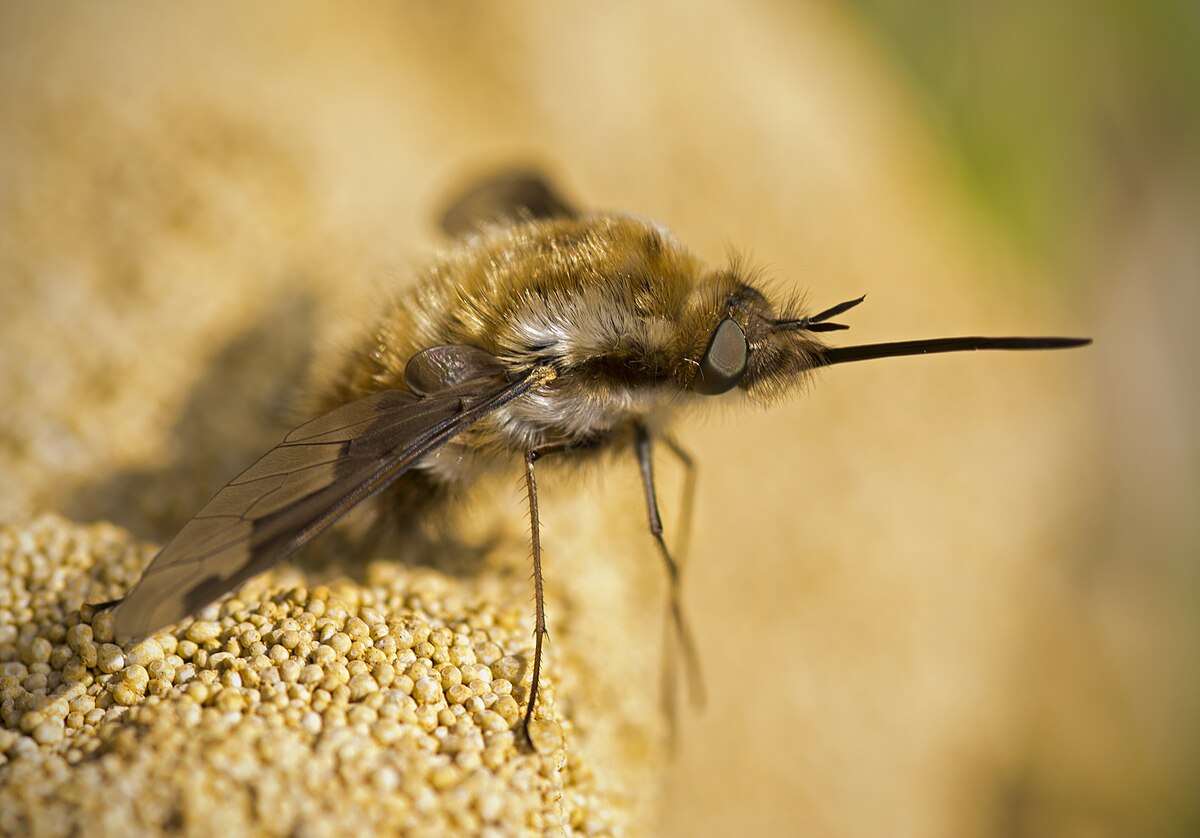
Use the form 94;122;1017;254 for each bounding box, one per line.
102;170;1090;740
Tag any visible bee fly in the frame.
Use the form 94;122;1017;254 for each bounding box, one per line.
102;170;1090;741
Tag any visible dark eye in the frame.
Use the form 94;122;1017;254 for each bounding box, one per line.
694;317;748;395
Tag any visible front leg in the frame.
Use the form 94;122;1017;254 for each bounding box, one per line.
520;440;591;748
522;448;549;746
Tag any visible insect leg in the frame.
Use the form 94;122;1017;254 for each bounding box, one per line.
659;433;702;732
661;435;697;571
522;448;549;745
634;424;707;711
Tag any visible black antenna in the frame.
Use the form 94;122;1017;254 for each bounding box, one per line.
774;295;867;333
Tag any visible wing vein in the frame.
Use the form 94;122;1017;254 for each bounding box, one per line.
110;363;551;639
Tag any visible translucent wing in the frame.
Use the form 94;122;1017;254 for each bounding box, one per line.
403;344;507;396
109;352;543;640
439;169;577;237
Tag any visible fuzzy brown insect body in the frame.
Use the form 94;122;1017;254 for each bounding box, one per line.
103;172;1089;742
320;213;823;497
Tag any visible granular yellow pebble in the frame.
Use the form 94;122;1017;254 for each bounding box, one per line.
90;611;115;643
446;684;472;705
78;643;97;668
186;621;221;643
125;638;164;666
24;637;52;664
491;656;524;683
0;516;644;836
493;695;521;725
65;624;92;651
95;644;124;674
526;718;565;754
412;676;442;705
112;684;141;706
32;721;64;745
348;673;379;701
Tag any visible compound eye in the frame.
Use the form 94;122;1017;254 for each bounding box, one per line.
694;317;748;395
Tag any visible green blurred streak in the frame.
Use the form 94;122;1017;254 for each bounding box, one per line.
844;0;1200;262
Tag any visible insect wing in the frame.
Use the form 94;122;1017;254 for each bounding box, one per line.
110;361;537;639
403;344;508;396
439;169;577;236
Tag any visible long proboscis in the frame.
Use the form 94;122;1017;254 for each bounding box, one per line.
816;336;1091;367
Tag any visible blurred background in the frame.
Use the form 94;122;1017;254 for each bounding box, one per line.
0;2;1195;836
